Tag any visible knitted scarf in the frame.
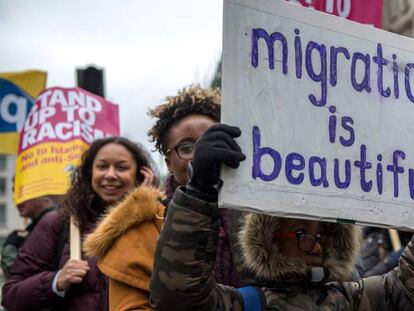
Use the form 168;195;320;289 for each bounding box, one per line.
164;174;242;287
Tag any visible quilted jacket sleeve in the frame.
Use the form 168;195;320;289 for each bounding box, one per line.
149;187;243;311
348;234;414;310
1;211;64;311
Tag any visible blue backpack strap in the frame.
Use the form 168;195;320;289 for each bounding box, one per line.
236;285;265;311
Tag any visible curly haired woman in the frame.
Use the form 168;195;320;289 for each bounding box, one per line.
2;137;157;311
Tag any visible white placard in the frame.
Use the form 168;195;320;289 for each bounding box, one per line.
220;0;414;230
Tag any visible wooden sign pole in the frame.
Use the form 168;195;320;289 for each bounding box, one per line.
388;229;402;251
70;216;81;260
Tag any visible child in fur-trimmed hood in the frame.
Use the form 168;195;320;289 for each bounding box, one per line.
150;124;414;311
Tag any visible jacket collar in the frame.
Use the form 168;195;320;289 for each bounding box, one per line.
83;186;165;258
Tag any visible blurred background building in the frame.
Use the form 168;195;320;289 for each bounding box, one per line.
383;0;414;37
0;155;21;237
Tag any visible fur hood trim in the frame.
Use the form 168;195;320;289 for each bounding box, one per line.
83;186;164;258
239;213;362;283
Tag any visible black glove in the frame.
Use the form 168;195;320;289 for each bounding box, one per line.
187;124;246;201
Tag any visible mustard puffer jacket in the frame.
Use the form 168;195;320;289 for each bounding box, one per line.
84;186;165;311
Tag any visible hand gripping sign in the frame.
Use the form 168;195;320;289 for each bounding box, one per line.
220;0;414;230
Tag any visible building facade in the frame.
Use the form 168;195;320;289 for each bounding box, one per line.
0;155;24;239
383;0;414;36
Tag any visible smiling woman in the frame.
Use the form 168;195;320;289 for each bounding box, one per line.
91;143;138;205
2;136;159;311
63;137;158;229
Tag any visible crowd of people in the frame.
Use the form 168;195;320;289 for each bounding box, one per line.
1;85;413;310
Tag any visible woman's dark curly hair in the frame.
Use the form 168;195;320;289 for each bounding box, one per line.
60;136;159;229
148;85;221;154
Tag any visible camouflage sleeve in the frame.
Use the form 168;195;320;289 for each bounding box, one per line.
149;186;243;311
1;230;26;278
1;244;18;278
358;234;414;310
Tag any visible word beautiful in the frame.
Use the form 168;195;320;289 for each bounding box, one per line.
252;28;412;107
21;89;108;150
252;126;414;199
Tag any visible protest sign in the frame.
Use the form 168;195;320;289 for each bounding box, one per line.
14;87;120;204
0;70;46;154
220;0;414;230
286;0;383;28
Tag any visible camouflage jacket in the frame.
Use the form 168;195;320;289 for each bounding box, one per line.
150;187;414;311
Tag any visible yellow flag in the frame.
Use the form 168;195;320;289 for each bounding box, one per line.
0;70;47;98
0;70;47;154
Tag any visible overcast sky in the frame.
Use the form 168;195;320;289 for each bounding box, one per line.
0;0;223;168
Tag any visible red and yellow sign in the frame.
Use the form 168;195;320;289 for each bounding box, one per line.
287;0;383;28
14;87;120;204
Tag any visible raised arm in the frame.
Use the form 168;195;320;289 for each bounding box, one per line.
149;124;246;311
